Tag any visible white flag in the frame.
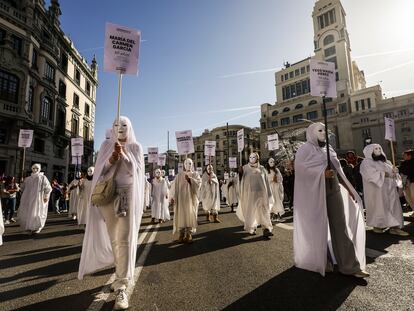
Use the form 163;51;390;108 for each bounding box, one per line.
104;23;140;75
237;129;244;152
176;130;194;155
147;147;159;163
384;117;396;142
18;129;33;148
310;59;337;98
267;133;279;151
204;140;216;157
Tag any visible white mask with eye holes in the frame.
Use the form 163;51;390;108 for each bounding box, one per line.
268;158;275;167
154;169;161;178
314;124;326;142
113;118;129;140
249;153;258;165
206;165;213;174
31;164;41;175
184;158;193;172
87;167;94;176
161;170;166;177
373;145;382;156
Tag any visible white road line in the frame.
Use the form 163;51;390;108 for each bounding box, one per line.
86;224;156;311
275;223;294;230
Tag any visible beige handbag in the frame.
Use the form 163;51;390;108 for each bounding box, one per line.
91;161;121;206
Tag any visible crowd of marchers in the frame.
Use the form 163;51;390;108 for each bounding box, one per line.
1;118;414;310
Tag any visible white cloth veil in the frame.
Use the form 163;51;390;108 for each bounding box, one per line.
78;116;145;281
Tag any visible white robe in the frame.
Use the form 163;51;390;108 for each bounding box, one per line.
227;176;239;206
221;181;228;204
151;178;170;221
68;179;81;216
293;125;366;276
0;200;4;245
78;117;145;281
144;179;151;209
360;145;404;229
236;164;274;233
199;172;220;212
77;178;93;225
267;168;285;216
18;173;52;232
172;171;201;234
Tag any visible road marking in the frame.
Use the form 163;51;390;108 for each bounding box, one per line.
275;223;294;230
86;223;157;311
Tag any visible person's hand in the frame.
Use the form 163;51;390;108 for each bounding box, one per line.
325;169;335;179
392;167;399;174
43;198;48;203
185;174;191;183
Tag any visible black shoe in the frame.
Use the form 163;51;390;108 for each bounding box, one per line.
263;228;273;238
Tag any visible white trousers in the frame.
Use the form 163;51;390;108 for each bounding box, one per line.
100;188;131;290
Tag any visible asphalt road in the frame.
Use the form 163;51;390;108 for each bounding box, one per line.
1;204;414;311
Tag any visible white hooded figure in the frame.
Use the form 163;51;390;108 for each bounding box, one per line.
78;116;144;310
18;164;52;234
266;158;285;219
144;175;151;210
236;152;274;239
360;144;408;236
151;169;170;223
161;169;171;189
171;158;201;243
68;173;81;220
199;164;221;222
77;167;94;225
0;200;4;245
221;179;228;205
294;123;367;277
227;171;239;212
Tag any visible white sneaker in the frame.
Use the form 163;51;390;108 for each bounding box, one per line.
114;289;129;310
4;220;10;225
389;228;409;237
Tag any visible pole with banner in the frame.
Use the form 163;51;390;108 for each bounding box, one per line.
267;133;279;152
104;22;141;136
204;140;216;170
310;58;337;173
18;129;33;180
237;129;244;166
384;117;396;166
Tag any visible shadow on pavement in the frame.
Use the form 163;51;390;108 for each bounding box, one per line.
223;266;366;311
11;286;101;311
0;245;81;269
3;229;84;242
0;280;58;303
8;245;72;256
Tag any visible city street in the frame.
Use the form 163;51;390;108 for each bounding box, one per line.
1;204;414;311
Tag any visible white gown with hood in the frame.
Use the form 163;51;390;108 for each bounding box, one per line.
78;116;145;281
360;144;404;228
78;177;93;225
68;179;81;216
227;174;239;206
199;171;221;212
293;123;366;276
236;163;274;233
151;177;170;221
267;168;285;216
18;169;52;232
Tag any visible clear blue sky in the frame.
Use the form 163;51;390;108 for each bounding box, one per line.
56;0;414;152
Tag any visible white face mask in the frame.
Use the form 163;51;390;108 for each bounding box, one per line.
32;165;40;174
373;146;382;156
155;169;161;178
184;159;193;172
315;125;326;142
161;170;166;177
87;167;94;176
268;158;275;167
113;118;129;140
249;153;258;164
207;165;213;174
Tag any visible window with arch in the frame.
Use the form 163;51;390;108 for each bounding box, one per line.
323;35;334;46
309;100;318;106
0;69;19;103
295;104;303;109
282;107;290;113
271;110;279;116
215;134;219;139
40;96;53;121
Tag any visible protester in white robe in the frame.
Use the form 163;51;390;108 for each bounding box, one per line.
294;123;368;278
77;167;94;226
144;177;151;210
68;175;81;220
360;144;408;236
161;170;171;189
18;164;52;234
171;158;201;243
151;169;170;223
200;165;221;222
221;180;228;205
237;152;274;239
0;200;4;245
78;116;144;310
266;158;285;221
227;171;239;212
